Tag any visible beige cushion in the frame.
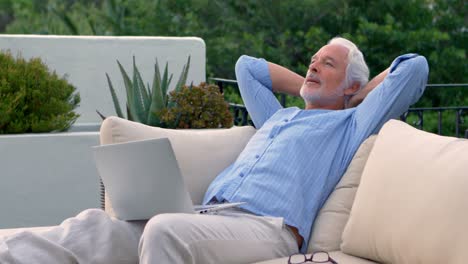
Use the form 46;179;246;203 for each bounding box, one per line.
307;135;377;252
341;120;468;264
99;116;256;216
253;251;378;264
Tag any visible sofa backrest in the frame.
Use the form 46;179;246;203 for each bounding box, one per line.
307;135;377;253
99;116;256;217
0;35;206;130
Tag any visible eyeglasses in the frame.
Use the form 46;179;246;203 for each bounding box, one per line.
288;251;338;264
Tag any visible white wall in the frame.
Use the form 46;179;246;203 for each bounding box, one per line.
0;133;100;228
0;35;206;228
0;35;206;128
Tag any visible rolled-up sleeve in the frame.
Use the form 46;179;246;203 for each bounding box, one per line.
354;54;429;137
235;55;282;128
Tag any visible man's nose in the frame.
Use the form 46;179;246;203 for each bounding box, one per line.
309;61;319;73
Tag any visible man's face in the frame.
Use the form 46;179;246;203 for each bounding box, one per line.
300;44;349;109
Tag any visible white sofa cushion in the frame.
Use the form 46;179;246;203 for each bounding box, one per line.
307;135;377;252
99;116;256;215
341;120;468;264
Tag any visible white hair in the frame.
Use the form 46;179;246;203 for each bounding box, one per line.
328;37;369;93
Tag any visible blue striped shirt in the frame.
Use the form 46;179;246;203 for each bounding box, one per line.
203;54;429;252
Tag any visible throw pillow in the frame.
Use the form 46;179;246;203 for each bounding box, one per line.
341;119;468;264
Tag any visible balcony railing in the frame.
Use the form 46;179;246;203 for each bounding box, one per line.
212;78;468;138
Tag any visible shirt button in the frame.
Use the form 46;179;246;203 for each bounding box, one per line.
284;119;289;122
239;173;245;177
270;135;274;139
255;155;260;159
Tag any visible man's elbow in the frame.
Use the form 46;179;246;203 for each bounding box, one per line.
412;55;429;80
235;55;252;77
411;55;430;96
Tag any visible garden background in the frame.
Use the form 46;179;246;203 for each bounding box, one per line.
0;0;466;133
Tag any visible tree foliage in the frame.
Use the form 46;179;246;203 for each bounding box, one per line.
1;0;465;109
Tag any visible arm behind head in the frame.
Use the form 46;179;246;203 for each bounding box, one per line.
346;68;390;108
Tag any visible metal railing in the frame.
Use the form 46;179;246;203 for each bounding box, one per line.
401;106;467;137
212;78;468;138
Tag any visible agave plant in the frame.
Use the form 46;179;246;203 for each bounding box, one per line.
99;56;190;126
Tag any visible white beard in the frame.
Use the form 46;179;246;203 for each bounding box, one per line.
300;80;346;106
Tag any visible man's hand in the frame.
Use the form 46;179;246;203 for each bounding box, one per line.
348;68;390;108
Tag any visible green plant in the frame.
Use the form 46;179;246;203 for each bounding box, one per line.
158;82;233;129
0;50;80;134
102;56;190;126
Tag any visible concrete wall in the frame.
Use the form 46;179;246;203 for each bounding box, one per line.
0;35;206;228
0;132;100;228
0;35;206;129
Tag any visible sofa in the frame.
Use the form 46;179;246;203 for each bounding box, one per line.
1;116;467;264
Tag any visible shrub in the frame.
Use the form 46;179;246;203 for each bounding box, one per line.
158;83;233;129
102;56;190;127
0;50;80;133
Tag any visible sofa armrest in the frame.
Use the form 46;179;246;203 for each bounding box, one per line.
99;116;256;215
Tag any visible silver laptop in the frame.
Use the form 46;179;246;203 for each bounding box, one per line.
92;137;244;220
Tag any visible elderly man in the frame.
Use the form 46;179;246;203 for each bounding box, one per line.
0;37;428;264
139;37;428;263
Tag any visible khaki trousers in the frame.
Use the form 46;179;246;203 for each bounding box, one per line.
0;209;298;264
139;208;299;264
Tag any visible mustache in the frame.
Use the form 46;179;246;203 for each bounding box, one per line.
306;73;321;84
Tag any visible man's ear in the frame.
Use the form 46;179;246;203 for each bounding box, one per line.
344;82;361;96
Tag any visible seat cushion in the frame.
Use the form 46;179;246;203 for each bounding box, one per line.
307;135;377;252
253;251;379;264
341;120;468;264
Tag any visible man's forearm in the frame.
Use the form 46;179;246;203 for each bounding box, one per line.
267;62;304;97
348;68;390;108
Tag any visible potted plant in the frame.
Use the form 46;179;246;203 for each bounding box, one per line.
158;82;233;129
102;56;233;129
